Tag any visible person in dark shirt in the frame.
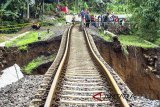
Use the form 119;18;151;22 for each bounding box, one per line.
103;13;109;30
85;11;91;28
91;15;96;27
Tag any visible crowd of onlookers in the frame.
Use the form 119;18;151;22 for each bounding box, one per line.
51;4;131;34
78;8;130;34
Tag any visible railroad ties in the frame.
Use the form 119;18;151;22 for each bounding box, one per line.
30;25;130;107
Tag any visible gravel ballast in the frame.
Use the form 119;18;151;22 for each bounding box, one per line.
0;24;69;107
0;75;43;107
0;25;160;107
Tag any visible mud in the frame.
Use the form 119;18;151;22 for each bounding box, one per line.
92;35;160;100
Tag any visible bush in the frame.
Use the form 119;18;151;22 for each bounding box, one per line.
23;55;55;74
127;0;160;42
44;3;56;12
0;21;29;33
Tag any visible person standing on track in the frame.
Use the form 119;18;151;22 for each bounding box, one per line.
103;13;110;30
80;8;86;29
85;10;91;28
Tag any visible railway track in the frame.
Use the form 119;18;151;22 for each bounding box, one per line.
30;25;130;107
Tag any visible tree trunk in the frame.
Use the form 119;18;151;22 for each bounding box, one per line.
42;0;44;13
27;2;30;19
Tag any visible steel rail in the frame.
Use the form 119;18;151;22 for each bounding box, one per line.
44;25;72;107
84;29;130;107
43;25;129;107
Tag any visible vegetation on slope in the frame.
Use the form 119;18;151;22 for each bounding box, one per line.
119;35;158;48
23;55;55;74
99;31;158;48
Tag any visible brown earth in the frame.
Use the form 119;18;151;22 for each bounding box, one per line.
0;35;61;74
1;29;160;100
92;35;160;100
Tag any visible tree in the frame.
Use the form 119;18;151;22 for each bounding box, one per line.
0;0;27;20
127;0;160;42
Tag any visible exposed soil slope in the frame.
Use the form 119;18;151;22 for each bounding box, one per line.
0;35;61;74
92;35;160;100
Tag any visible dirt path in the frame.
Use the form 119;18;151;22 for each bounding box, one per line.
0;32;29;47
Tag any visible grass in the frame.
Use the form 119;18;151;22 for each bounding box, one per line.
18;45;28;51
98;30;158;48
103;36;111;41
119;35;158;48
1;17;65;45
23;55;55;74
98;30;112;42
3;17;65;47
5;31;52;48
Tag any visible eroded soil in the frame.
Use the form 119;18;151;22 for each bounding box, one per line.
92;34;160;100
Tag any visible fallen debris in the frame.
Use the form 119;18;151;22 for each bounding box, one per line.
0;64;23;88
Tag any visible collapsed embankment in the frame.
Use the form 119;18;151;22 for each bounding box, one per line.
0;29;160;100
92;35;160;100
0;35;61;74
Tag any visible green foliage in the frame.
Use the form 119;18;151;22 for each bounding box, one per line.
127;0;160;42
106;3;128;14
0;0;30;33
98;29;112;41
23;55;55;74
99;31;158;48
121;45;129;56
29;0;45;18
154;38;160;45
57;12;65;18
84;2;89;9
18;45;28;51
119;35;158;48
0;21;29;33
0;0;26;20
44;3;55;12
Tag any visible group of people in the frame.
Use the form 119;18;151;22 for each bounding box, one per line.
96;13;129;34
79;9;97;28
97;13;127;29
79;9;127;30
